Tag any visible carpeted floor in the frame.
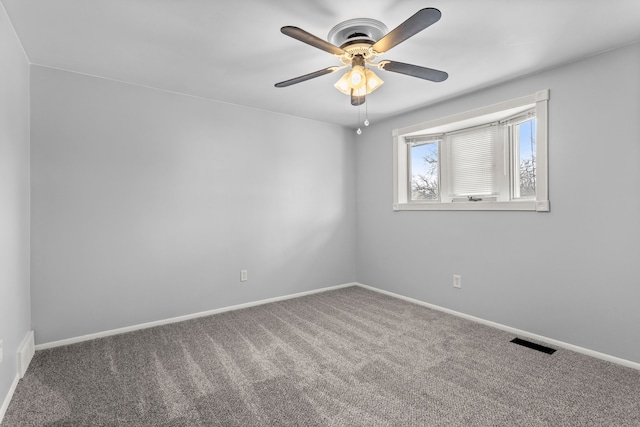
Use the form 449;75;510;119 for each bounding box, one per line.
3;286;639;426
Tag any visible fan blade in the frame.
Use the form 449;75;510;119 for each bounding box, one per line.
351;90;365;106
275;67;339;88
371;8;441;54
281;26;346;56
379;61;448;82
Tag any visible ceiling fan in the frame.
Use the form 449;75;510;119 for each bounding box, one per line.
275;8;448;106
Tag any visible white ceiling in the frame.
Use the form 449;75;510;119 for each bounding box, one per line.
3;0;640;127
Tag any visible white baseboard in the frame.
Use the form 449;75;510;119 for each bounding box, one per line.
356;283;640;371
0;371;20;425
17;331;35;378
0;328;35;424
35;282;357;351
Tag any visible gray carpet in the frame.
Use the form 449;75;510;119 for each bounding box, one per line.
3;286;639;426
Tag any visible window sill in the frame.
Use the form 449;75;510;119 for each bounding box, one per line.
393;200;549;212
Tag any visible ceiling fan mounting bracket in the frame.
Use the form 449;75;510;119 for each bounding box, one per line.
328;18;388;53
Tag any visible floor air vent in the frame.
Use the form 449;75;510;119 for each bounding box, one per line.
510;338;556;354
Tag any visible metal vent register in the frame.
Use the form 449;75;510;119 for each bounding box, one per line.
510;338;557;355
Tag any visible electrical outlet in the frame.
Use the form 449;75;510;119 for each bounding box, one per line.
0;339;3;364
453;275;462;289
240;270;248;282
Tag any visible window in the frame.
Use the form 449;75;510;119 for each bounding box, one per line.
409;136;440;201
393;90;549;211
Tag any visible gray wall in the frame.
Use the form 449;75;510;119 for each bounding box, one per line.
0;4;30;405
30;67;356;344
356;42;640;363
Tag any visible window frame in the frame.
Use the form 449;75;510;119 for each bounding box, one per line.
392;90;549;212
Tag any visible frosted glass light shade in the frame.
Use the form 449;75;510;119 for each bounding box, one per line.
334;67;384;96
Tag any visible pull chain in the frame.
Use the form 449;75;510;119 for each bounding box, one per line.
356;97;362;135
364;95;370;127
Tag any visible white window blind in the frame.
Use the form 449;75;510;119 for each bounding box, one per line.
448;125;499;197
